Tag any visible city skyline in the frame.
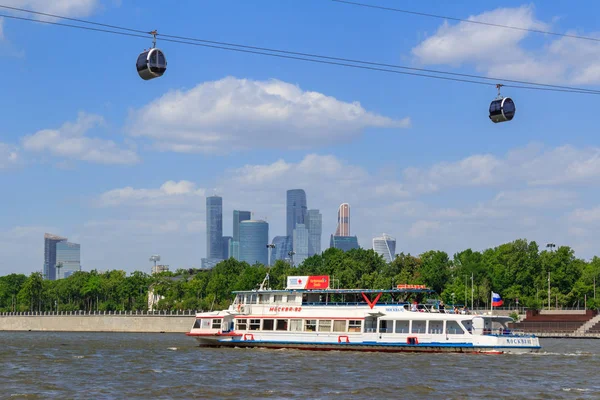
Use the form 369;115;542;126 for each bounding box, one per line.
2;1;599;275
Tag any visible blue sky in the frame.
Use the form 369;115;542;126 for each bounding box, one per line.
1;0;600;275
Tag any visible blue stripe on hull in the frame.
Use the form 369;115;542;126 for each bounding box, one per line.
203;339;540;352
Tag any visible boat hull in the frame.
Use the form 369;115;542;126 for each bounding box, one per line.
188;336;540;354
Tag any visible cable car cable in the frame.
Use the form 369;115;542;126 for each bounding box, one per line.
0;9;599;95
2;3;599;94
331;0;600;44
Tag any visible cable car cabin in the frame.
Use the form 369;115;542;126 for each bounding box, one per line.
136;48;167;80
489;97;516;123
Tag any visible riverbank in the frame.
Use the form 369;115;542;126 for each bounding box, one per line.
0;314;194;333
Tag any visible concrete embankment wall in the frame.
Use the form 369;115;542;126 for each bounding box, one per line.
0;316;195;333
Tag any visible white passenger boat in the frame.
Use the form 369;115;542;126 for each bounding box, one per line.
187;275;540;354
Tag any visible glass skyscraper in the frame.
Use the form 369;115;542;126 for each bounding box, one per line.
239;220;269;266
206;196;223;260
44;233;67;280
307;209;322;256
56;241;81;279
271;236;293;263
330;234;360;252
335;203;350;236
286;189;307;237
232;210;251;259
372;233;396;263
293;224;309;266
222;236;233;259
44;233;80;280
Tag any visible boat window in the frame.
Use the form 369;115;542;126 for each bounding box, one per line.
287;295;296;303
394;320;410;333
446;320;464;335
259;294;270;304
274;295;283;303
428;320;444;334
289;319;302;331
193;319;201;329
212;319;222;330
461;320;473;334
262;319;274;330
318;320;332;332
305;320;317;332
276;319;288;331
246;294;256;304
200;319;211;329
236;319;247;331
412;320;426;334
379;320;391;333
348;320;362;332
249;319;260;330
333;320;346;332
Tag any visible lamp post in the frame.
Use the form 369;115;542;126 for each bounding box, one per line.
288;251;296;268
266;244;275;267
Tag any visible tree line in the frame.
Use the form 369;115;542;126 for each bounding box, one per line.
1;239;599;312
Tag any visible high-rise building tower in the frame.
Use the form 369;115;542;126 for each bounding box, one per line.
56;241;81;279
307;209;322;256
44;233;80;280
335;203;350;236
206;196;223;260
222;236;233;259
372;233;396;263
232;210;251;259
44;233;67;280
293;224;309;266
330;234;360;252
271;236;293;263
239;220;269;266
286;189;307;237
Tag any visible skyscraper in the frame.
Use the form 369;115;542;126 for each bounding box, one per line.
286;189;307;237
372;233;396;263
222;236;233;259
44;233;80;280
56;241;81;279
330;234;360;252
271;236;293;263
232;210;251;259
239;220;269;266
335;203;350;236
293;224;309;266
206;196;223;260
307;209;322;256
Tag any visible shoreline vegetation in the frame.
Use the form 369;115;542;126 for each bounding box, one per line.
1;239;599;313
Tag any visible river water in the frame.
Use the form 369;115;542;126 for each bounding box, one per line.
1;332;598;399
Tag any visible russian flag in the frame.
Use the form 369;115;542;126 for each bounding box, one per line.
492;292;503;307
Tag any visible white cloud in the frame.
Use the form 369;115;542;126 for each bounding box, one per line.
99;180;205;207
413;6;544;67
127;77;410;154
0;18;4;41
22;112;139;165
1;0;100;18
493;188;577;208
569;206;600;224
0;142;19;169
404;144;600;191
412;5;600;84
408;220;441;238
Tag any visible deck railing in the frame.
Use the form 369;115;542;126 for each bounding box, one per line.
0;310;198;317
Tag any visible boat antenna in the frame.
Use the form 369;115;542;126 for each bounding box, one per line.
258;272;270;291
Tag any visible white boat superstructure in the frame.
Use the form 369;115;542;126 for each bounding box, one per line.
187;276;540;354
